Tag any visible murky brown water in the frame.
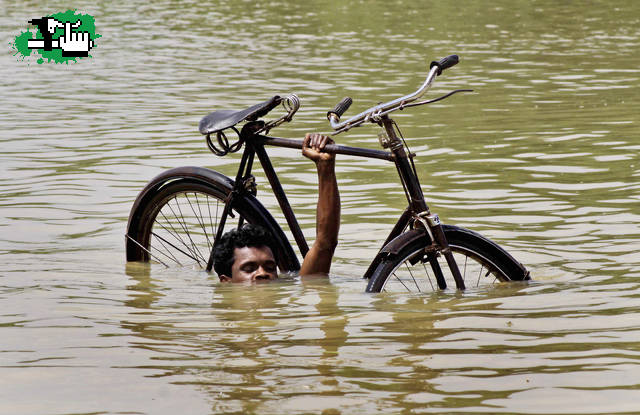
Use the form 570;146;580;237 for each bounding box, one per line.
2;0;640;413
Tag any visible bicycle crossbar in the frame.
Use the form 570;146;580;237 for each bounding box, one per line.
256;135;394;161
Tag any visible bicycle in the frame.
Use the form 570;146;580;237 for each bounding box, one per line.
125;54;531;292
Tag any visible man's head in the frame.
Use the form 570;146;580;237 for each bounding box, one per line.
213;224;278;283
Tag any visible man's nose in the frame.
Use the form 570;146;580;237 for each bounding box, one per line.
253;266;271;279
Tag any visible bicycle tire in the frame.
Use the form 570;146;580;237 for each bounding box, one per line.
366;225;529;293
126;167;300;273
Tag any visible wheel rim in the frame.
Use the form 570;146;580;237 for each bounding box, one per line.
380;244;510;293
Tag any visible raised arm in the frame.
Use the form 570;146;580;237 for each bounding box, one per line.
299;133;340;276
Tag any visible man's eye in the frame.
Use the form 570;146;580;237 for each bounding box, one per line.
241;264;258;273
264;263;277;272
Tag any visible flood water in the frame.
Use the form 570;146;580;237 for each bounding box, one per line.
2;0;640;413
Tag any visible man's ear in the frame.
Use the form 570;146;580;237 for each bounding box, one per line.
219;274;231;283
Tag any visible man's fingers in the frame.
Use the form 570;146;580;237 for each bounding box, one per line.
304;133;313;145
312;133;326;150
306;133;319;150
317;135;328;150
302;133;313;156
311;134;320;149
303;134;334;158
302;133;312;150
304;133;333;151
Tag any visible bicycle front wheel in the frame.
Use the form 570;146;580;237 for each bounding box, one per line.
366;225;529;293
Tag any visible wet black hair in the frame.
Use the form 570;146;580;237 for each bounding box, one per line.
213;224;278;277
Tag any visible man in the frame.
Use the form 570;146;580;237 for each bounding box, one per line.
214;133;340;282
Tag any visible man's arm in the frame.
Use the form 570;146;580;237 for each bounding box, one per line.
299;133;340;276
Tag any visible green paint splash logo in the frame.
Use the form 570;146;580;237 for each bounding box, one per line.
11;10;101;64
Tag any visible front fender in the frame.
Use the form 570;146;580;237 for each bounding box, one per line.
378;229;431;255
362;229;432;279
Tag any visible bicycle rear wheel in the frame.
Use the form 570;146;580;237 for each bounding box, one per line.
127;181;260;268
366;225;529;293
126;171;300;273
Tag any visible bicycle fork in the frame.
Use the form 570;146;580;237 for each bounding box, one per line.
380;116;466;290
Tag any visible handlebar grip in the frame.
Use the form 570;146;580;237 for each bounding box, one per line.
327;97;353;120
430;54;459;76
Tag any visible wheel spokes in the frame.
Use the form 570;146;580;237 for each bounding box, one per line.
149;191;224;268
383;248;502;293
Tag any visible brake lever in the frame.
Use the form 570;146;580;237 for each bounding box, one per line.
330;89;475;135
399;89;474;109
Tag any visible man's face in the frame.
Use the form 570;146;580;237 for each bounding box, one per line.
220;245;278;283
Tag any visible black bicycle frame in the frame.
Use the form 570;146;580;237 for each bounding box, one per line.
204;119;466;290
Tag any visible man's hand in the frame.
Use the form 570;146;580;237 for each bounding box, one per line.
302;133;335;166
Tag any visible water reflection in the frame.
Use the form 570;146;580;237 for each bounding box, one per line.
115;267;640;413
122;265;357;413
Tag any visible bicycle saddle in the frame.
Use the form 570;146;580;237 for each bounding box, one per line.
198;96;281;135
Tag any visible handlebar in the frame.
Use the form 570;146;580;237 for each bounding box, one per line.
327;54;459;133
